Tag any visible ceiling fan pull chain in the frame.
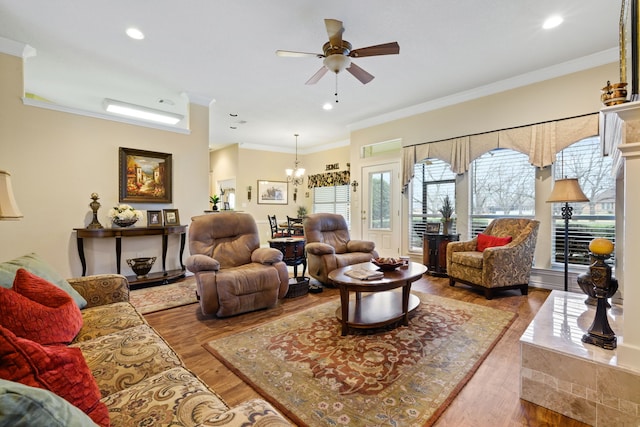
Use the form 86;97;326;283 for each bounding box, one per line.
335;74;339;103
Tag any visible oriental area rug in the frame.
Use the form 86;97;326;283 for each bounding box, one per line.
203;292;516;427
130;276;198;314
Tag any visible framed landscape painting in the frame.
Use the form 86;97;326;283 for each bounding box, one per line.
257;180;288;205
119;147;172;203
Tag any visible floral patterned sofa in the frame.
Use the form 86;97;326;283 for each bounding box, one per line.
0;254;291;426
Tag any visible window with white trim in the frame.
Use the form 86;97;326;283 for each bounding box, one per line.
470;149;535;235
313;185;351;227
409;159;456;251
552;136;615;266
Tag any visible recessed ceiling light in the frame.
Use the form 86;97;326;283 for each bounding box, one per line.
322;103;333;111
126;27;145;40
542;15;563;30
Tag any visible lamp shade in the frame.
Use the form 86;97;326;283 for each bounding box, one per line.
546;178;589;203
0;170;23;220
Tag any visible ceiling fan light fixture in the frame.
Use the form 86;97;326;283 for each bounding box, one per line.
323;54;351;73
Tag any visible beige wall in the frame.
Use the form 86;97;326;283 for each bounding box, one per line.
351;63;617;148
0;52;210;278
209;144;350;242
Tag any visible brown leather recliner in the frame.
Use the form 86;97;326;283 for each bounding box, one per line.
303;213;379;285
186;212;289;317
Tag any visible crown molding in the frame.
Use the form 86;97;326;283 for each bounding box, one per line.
350;48;619;132
0;37;36;58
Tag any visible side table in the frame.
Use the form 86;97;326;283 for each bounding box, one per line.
423;233;459;276
268;237;306;278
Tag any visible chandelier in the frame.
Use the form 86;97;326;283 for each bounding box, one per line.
285;133;305;186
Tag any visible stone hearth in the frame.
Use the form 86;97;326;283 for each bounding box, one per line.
520;290;639;426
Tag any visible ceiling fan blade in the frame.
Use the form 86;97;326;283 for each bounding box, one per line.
350;42;400;58
276;50;324;58
346;62;374;84
324;18;344;46
305;66;329;85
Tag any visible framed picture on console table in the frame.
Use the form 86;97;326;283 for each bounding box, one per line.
257;180;288;205
119;147;172;203
147;210;162;227
163;209;180;225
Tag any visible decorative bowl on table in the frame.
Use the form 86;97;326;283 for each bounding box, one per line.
371;257;403;271
126;256;156;278
113;218;138;227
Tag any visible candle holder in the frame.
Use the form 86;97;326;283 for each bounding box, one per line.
87;193;103;229
581;239;617;350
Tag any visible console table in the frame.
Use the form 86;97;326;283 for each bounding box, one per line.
73;225;187;286
422;233;459;276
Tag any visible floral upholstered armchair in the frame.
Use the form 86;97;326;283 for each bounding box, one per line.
186;212;289;317
446;218;539;299
303;213;378;285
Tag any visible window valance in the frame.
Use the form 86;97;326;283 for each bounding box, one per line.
401;113;598;192
307;171;350;188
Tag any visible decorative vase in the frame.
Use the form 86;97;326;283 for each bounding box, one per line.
442;220;451;235
211;204;218;211
577;253;618;307
113;218;138;227
600;81;628;106
126;257;156;278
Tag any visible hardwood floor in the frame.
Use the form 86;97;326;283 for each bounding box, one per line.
144;275;589;427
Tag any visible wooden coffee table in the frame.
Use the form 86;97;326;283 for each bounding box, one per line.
328;262;427;335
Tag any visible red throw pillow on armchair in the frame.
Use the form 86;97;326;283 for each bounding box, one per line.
0;268;83;345
476;233;513;252
0;325;110;426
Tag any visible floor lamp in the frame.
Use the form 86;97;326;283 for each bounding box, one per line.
546;178;588;291
0;170;23;221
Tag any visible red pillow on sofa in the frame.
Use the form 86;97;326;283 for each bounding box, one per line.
0;268;83;345
0;325;110;426
476;233;513;252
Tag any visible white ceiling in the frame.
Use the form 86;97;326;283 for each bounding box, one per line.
0;1;621;153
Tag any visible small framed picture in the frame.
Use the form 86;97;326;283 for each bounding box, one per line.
147;210;163;227
426;222;441;233
163;209;180;225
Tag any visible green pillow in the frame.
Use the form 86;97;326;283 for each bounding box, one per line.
0;379;100;427
0;253;87;309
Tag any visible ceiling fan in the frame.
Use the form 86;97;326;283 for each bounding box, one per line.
276;19;400;85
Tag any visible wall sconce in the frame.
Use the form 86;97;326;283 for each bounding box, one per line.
247;186;252;201
293;187;298;202
351;180;359;192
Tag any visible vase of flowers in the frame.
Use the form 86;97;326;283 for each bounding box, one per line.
108;204;143;227
438;195;454;235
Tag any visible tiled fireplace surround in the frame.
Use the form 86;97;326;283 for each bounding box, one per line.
520;102;640;426
520;291;639;425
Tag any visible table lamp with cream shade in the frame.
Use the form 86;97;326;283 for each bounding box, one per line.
0;170;23;220
546;178;589;291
